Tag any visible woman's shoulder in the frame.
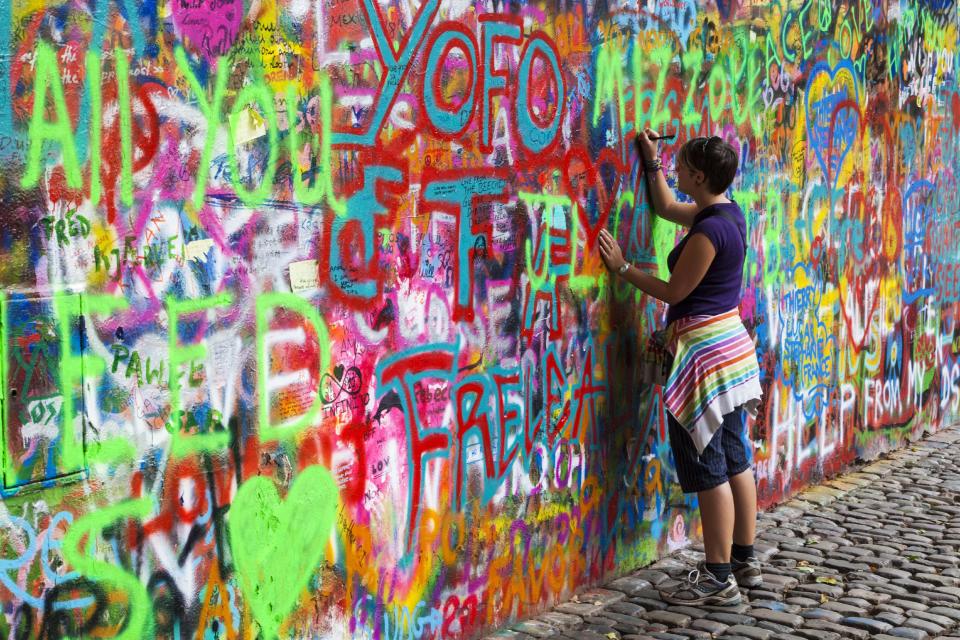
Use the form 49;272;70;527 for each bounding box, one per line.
693;201;744;227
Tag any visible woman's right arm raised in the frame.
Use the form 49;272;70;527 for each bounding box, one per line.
636;130;698;228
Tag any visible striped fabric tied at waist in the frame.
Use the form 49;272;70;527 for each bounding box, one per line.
663;308;763;455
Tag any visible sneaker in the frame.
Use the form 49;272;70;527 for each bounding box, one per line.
732;555;763;588
658;563;742;606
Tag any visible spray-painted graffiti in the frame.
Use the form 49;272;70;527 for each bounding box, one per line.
0;0;958;638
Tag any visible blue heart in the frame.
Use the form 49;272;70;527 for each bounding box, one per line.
805;61;860;191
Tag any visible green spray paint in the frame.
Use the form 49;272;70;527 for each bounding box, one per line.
55;291;131;470
174;47;229;209
286;75;346;214
519;191;567;292
167;292;233;456
707;60;728;123
745;39;765;138
651;216;679;281
681;48;704;129
228;464;339;639
632;43;645;131
0;292;8;483
256;292;331;443
649;44;674;132
228;81;279;208
115;47;133;207
61;497;154;640
593;39;627;128
22;42;82;190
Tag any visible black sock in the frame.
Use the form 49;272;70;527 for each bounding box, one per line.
706;562;731;582
731;543;754;562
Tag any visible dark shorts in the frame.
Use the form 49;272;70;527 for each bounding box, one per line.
668;409;751;493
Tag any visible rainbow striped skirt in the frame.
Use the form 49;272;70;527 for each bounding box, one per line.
663;309;763;455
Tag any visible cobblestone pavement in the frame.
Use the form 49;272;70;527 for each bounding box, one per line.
484;425;960;640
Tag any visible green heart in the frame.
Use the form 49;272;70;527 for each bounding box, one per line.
228;465;339;639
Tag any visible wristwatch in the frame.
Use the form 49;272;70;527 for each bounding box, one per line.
617;262;631;275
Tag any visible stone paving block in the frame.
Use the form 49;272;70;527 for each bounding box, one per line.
869;583;911;596
628;597;669;613
632;588;668;601
630;570;673;586
790;629;841;640
663;606;709;620
783;596;819;608
841;616;895;634
927;605;960;621
934;586;960;599
885;627;930;640
510;620;558;637
901;617;945;635
689;618;729;635
789;582;844;598
483;631;535;640
887;598;930;612
607;576;657;597
645;634;688;640
555;601;605;617
878;568;914;580
560;631;610;640
583;615;620;626
748;609;804;628
800;608;844;623
845;587;891;604
917;590;960;607
907;608;956;628
704;612;756;626
875;611;908;626
578;588;628;607
755;621;794;634
775;551;824;565
722;624;775;639
581;623;621;637
606;601;647;617
760;574;799;591
665;628;711;638
822;559;872;573
893;578;940;592
799;619;870;640
601;611;650;627
915;572;959;586
748;600;800;614
819;601;867;616
641;611;692;628
536;611;583;630
700;603;751;615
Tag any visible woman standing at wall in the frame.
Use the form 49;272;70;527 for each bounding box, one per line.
598;130;764;607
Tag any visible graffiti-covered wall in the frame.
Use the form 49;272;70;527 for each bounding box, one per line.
0;0;958;637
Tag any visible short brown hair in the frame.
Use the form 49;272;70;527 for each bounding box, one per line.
677;136;739;194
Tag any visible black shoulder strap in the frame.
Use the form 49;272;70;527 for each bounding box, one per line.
713;209;746;249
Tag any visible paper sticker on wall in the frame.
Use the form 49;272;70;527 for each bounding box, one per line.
289;260;319;291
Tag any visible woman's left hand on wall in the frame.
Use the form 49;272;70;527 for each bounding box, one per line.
598;229;626;272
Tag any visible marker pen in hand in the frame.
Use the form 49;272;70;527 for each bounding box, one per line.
647;132;676;140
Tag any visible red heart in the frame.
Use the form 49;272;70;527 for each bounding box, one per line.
952;92;960;133
561;146;626;249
